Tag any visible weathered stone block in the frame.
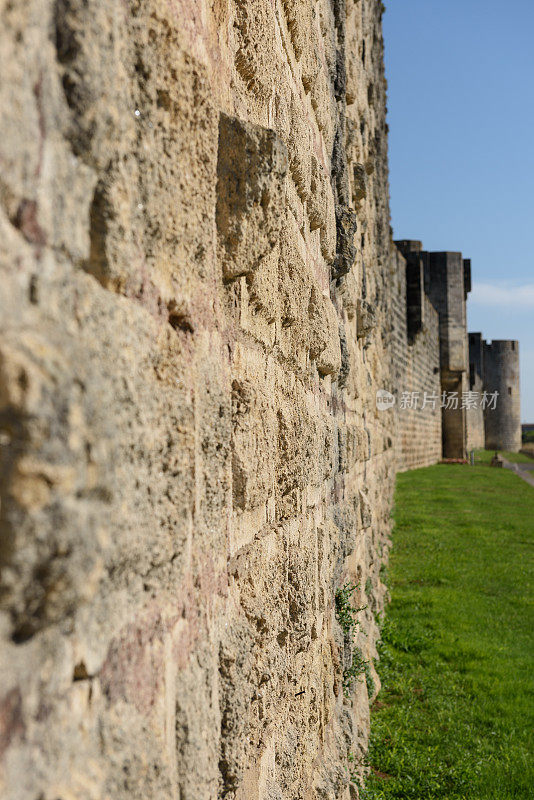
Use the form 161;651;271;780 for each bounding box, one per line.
352;162;368;208
357;298;377;340
308;155;333;233
287;96;313;199
216;113;287;280
333;205;358;278
231;377;277;510
308;285;342;378
278;228;311;328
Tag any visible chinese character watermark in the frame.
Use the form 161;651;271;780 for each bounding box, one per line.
376;389;499;411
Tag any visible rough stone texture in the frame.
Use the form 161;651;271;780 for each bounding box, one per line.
217;114;288;281
391;247;442;471
0;2;524;796
0;1;395;799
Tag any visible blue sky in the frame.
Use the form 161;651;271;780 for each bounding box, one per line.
383;0;534;422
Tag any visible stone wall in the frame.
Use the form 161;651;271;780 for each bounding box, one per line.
0;3;523;797
0;1;396;799
466;371;485;453
467;333;485;452
390;247;442;471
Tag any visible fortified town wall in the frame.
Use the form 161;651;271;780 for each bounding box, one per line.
1;1;395;798
0;2;520;799
395;240;521;465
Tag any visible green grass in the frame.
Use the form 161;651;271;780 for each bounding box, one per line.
364;463;534;800
505;451;534;463
474;448;533;465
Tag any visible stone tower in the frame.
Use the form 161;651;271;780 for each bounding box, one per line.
425;252;471;459
395;242;471;460
483;340;521;451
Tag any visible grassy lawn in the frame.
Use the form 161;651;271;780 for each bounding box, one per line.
474;449;534;465
364;463;534;800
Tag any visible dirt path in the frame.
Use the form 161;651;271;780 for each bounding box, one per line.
501;458;534;488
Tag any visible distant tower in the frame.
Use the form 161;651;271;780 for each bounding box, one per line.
394;243;472;460
425;251;470;460
483;340;521;452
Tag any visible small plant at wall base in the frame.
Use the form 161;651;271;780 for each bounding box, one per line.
343;647;368;697
335;583;371;696
335;582;366;638
364;659;376;699
347;751;370;796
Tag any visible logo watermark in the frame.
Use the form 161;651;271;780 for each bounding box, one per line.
376;389;396;411
376;389;499;411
